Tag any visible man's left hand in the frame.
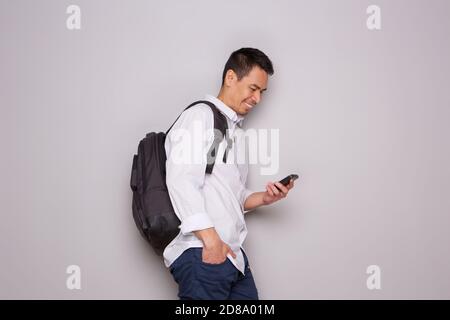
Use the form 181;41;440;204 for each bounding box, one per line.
262;179;295;205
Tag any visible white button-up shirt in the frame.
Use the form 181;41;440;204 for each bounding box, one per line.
163;94;254;275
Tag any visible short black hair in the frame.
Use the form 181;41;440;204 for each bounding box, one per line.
221;48;274;86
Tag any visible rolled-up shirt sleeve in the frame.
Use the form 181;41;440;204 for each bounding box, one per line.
236;159;256;214
238;185;255;214
165;105;215;235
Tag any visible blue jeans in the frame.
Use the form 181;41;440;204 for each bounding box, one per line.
169;247;259;300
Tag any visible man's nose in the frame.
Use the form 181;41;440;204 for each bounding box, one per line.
252;91;261;104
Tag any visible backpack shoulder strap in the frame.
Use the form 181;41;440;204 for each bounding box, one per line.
165;100;229;174
165;100;208;135
202;101;229;174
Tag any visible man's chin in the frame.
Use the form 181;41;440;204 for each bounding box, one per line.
238;109;250;116
238;105;251;115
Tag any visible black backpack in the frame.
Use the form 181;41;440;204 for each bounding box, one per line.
130;100;232;256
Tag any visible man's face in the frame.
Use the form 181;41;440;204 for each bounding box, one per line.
225;66;268;116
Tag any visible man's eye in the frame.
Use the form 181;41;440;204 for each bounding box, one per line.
250;87;256;91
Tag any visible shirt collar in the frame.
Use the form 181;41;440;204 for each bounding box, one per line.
205;94;245;127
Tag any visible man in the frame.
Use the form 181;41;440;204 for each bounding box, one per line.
163;48;295;300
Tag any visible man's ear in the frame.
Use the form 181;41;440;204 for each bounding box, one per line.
224;69;237;87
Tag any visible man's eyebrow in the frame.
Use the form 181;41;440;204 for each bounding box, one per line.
251;84;267;92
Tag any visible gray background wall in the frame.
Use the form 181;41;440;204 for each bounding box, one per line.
1;0;449;299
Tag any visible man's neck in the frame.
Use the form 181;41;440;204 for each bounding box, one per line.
217;91;237;114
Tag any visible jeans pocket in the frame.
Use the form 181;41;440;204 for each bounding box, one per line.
201;258;228;267
197;248;229;267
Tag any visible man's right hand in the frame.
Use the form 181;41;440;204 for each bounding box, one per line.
194;228;237;264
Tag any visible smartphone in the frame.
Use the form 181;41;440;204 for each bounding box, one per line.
276;174;299;190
